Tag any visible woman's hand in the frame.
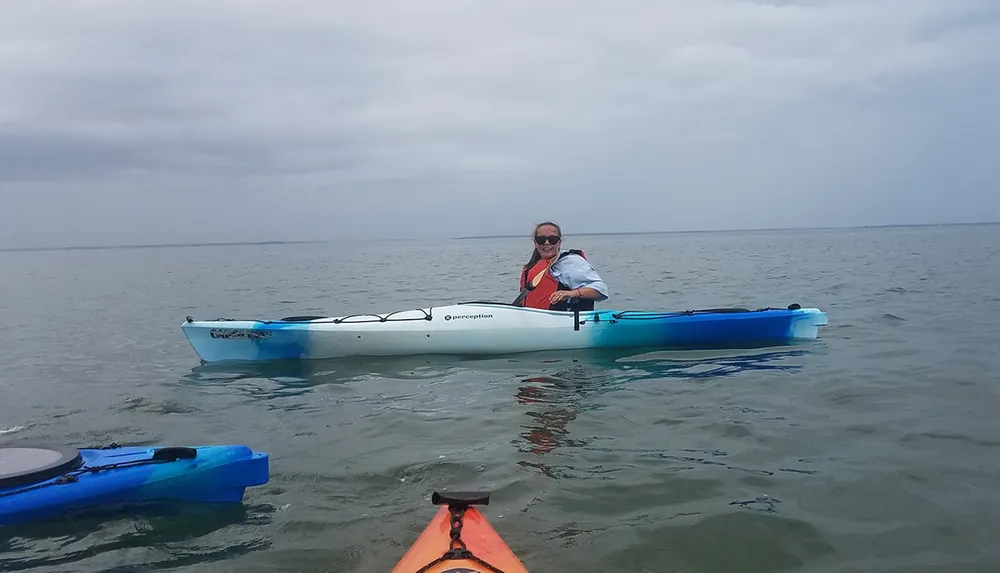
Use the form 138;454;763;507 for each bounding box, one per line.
549;289;581;305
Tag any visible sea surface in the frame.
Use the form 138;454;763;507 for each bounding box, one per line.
1;224;999;572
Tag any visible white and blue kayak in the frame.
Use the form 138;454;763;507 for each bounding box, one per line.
181;301;828;363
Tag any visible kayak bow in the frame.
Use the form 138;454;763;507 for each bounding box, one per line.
393;491;528;573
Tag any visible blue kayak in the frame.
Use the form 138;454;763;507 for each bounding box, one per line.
0;442;269;527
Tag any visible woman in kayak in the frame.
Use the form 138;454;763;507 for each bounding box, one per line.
515;221;609;311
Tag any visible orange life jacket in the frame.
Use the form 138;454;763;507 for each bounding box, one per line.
517;249;594;311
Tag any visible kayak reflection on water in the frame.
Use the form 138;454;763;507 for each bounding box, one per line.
516;376;581;458
512;347;816;478
514;221;609;311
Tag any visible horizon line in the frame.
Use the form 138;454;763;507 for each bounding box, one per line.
1;220;996;253
0;239;327;253
453;220;999;239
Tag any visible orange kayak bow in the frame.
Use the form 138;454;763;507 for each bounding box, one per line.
392;491;528;573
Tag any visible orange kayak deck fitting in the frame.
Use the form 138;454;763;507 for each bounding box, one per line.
392;491;529;573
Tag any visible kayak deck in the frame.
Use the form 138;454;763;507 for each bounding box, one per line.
181;301;828;363
393;491;527;573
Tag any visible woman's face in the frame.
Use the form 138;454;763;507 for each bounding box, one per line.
533;224;562;259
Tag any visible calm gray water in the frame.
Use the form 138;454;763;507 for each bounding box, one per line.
1;224;999;572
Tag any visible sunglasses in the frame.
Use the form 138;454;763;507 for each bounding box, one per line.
534;235;561;245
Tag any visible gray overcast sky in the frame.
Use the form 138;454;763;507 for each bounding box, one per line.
1;0;999;248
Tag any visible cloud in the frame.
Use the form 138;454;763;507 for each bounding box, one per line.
1;0;998;246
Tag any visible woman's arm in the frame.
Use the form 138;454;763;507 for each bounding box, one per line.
569;287;602;299
550;255;609;301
